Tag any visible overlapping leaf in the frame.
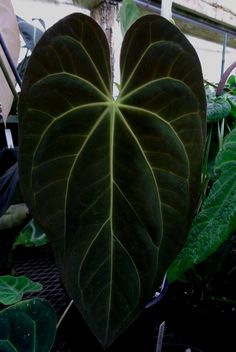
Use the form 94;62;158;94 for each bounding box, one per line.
18;13;206;347
13;218;48;249
207;97;231;122
120;0;141;35
0;298;56;351
0;275;42;305
168;128;236;282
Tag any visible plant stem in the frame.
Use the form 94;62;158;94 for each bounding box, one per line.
56;300;74;329
156;321;165;352
0;55;18;101
0;33;22;87
198;124;212;211
209;296;236;305
90;1;120;96
217;120;223;150
216;61;236;96
204;79;217;89
220;117;225;141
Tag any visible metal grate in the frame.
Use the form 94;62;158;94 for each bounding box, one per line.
1;231;158;352
12;243;71;352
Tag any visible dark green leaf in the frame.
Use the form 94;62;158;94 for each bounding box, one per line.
168;128;236;282
18;13;206;347
0;275;42;305
207;97;231;122
13;218;48;249
227;94;236;118
0;298;56;352
227;74;236;88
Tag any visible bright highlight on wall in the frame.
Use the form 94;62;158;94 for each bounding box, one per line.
11;0;236;84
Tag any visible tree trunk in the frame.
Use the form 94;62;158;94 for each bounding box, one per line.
91;1;120;91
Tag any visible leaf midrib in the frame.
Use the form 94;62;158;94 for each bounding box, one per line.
105;103;116;342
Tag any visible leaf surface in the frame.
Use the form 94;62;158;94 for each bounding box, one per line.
13;218;48;249
18;13;206;347
0;275;42;305
207;97;231;122
168;128;236;282
0;298;56;352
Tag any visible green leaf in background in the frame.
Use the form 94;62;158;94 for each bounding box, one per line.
120;0;141;35
207;97;231;122
227;94;236;119
0;275;42;305
227;74;236;88
0;298;56;352
13;218;48;249
18;14;206;347
168;128;236;282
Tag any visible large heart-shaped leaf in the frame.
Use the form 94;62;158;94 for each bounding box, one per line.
18;13;206;348
0;0;20;123
0;298;56;351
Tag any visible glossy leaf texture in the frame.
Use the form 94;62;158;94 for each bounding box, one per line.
0;0;20;123
0;275;42;305
168;128;236;282
18;14;206;348
0;298;56;352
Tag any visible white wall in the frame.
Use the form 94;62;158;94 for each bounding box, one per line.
12;0;89;28
187;35;236;83
11;0;236;85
